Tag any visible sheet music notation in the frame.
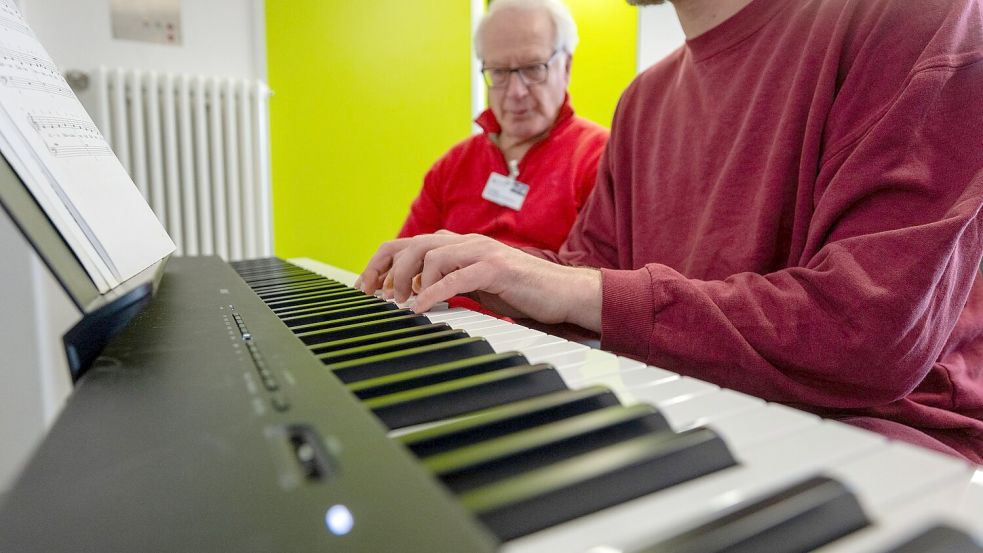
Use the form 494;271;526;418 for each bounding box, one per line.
0;1;173;291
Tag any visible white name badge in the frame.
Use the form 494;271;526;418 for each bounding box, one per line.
482;172;529;211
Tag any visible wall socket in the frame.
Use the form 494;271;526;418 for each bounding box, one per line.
110;0;182;46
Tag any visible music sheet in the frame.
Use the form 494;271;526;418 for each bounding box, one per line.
0;1;174;292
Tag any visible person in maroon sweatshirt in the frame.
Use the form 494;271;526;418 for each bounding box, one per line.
357;0;983;463
397;0;608;252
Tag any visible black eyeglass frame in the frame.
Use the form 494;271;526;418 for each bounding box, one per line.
481;49;563;89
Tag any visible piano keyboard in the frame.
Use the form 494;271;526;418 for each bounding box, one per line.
236;256;983;553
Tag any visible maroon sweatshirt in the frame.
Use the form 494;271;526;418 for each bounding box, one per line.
540;0;983;462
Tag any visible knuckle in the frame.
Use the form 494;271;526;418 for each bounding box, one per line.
423;248;441;266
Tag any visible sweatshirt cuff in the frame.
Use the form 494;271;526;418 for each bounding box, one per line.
600;267;657;361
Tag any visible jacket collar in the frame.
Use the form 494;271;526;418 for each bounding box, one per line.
474;93;575;136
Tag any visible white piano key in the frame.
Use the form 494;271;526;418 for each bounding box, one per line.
814;481;983;553
617;376;718;407
703;402;821;451
559;354;650;385
656;388;765;432
503;421;887;553
582;450;980;553
492;332;569;354
287;256;359;285
810;465;983;553
453;319;515;333
483;328;547;350
829;441;975;515
521;340;590;364
424;307;487;323
440;311;496;328
568;364;678;394
473;324;542;339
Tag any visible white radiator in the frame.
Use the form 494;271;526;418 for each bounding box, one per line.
86;67;273;260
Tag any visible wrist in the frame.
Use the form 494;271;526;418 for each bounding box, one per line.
563;267;602;332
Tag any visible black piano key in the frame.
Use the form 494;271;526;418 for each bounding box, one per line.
248;277;329;291
230;257;278;270
237;266;309;280
427;404;671;494
232;257;295;270
275;296;386;316
882;525;983;553
640;475;869;553
399;386;623;458
231;256;283;267
327;337;497;383
244;273;325;287
272;294;379;316
310;323;454;355
240;263;305;274
296;313;432;345
288;308;419;333
281;301;399;328
244;265;314;280
236;258;300;269
257;282;338;299
317;329;469;365
365;364;568;429
264;288;363;309
460;428;737;541
249;275;332;292
347;351;529;399
257;281;347;300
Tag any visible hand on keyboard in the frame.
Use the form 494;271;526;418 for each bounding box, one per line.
357;230;602;331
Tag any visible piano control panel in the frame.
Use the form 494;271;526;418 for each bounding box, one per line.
227;303;290;411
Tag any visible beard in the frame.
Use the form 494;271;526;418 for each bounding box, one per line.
626;0;668;4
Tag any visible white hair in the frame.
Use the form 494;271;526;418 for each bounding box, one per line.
474;0;579;61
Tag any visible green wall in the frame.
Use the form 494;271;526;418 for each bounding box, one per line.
566;0;637;127
266;2;637;272
266;2;473;272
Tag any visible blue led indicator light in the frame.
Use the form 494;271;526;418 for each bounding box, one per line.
325;504;354;536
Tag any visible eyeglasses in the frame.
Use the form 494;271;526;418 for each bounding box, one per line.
481;50;560;89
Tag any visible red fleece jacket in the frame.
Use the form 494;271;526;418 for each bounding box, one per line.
399;98;608;251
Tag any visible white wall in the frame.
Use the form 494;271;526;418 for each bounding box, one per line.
0;210;76;494
0;0;267;495
20;0;266;79
636;3;686;73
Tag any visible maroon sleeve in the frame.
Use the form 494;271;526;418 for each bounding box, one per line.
602;62;983;409
573;127;609;209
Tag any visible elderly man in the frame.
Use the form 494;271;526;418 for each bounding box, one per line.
359;0;983;463
397;0;608;252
